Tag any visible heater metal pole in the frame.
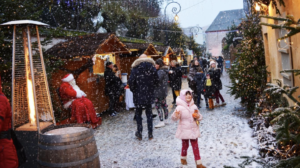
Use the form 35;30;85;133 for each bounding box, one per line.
26;26;41;133
11;25;16;130
35;25;56;125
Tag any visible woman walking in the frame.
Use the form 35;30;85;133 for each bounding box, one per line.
169;60;182;104
208;61;226;107
154;59;169;128
188;60;202;102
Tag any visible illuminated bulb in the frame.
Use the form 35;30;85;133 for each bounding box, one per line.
174;14;179;22
255;3;261;11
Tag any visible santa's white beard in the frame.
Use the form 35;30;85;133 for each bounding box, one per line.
69;80;83;94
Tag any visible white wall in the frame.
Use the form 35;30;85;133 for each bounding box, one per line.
205;31;228;57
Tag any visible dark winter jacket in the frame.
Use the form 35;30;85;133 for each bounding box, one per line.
202;59;207;69
128;58;159;105
208;68;222;90
154;66;169;99
203;79;215;98
104;68;123;97
217;57;224;68
194;72;205;95
169;66;182;90
187;65;201;90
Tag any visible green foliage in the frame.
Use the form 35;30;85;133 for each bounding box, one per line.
125;13;149;39
100;2;128;33
261;70;300;166
260;15;300;40
224;156;276;168
222;24;242;58
189;37;206;56
0;0;48;97
43;1;101;31
227;14;267;112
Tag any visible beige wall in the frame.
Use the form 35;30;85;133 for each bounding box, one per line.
261;0;300;105
205;31;228;57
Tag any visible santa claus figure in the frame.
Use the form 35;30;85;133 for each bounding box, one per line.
0;75;18;168
59;74;100;124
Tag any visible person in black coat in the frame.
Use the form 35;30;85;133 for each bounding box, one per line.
104;62;123;117
202;58;207;72
203;73;215;109
169;60;182;104
128;54;159;140
188;60;202;102
208;61;226;107
217;56;224;74
193;68;205;108
154;59;169;128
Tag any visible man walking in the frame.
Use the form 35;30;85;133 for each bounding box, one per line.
128;54;159;140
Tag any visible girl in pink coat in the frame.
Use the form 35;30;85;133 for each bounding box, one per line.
172;89;206;168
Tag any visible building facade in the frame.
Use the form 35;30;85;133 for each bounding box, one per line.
260;0;300;102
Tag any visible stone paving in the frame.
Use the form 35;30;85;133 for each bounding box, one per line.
94;71;259;168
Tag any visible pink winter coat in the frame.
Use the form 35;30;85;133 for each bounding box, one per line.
171;89;203;139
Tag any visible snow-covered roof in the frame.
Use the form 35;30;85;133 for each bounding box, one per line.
0;20;49;26
206;9;245;32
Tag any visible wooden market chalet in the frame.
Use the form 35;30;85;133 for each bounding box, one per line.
45;33;186;116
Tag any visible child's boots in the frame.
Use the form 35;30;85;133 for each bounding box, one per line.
181;159;187;165
196;160;206;168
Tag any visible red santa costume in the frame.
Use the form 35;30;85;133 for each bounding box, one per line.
59;74;100;124
0;75;18;168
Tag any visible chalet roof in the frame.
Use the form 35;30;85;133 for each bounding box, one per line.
173;48;185;56
205;9;245;32
144;44;159;56
124;43;150;50
45;33;129;59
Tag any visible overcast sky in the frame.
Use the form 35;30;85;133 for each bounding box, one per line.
162;0;243;44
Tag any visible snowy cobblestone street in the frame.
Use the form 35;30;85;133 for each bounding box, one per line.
94;72;259;168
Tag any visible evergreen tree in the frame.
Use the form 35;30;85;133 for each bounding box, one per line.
227;14;267;112
0;0;48;97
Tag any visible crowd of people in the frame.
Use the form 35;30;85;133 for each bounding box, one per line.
124;54;226;168
188;56;226;109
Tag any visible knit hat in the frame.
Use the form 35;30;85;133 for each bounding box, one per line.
210;61;216;66
62;74;74;82
155;58;164;68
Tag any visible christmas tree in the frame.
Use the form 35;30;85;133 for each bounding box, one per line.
227;14;267;112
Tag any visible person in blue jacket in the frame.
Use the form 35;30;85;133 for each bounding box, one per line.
193;68;206;108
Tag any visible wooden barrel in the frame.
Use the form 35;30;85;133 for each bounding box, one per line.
38;125;100;168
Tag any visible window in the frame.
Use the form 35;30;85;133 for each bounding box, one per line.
277;13;293;87
93;54;115;75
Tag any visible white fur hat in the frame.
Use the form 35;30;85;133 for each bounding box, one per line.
62;74;74;82
210;61;216;66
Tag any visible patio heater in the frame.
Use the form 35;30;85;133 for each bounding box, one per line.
0;20;56;167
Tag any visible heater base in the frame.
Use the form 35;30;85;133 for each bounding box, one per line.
16;122;52;131
15;130;38;168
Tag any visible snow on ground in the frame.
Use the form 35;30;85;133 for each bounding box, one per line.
94;71;259;168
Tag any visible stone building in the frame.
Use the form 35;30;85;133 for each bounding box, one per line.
205;9;245;58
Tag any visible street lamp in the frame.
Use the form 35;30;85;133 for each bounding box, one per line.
164;0;181;45
190;26;202;38
164;0;181;22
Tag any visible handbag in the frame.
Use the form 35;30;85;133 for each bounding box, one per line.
10;129;27;166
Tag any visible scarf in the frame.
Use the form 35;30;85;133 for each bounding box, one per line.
206;79;212;86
